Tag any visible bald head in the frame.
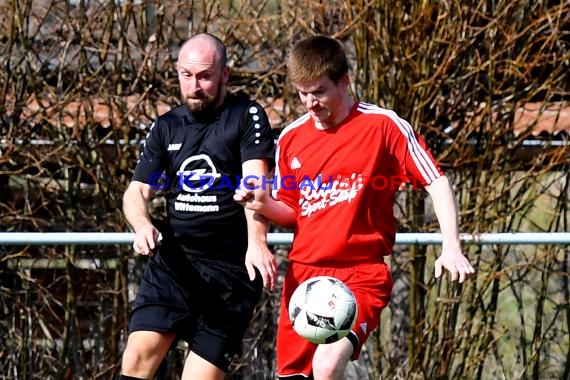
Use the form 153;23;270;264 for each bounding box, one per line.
176;33;230;116
178;33;227;69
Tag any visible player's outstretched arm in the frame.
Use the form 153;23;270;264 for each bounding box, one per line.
123;181;160;255
234;179;296;228
425;175;475;283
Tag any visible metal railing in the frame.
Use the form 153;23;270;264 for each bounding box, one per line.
0;232;569;245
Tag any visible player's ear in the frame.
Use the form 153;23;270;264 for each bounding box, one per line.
222;65;231;84
338;73;350;89
176;61;180;73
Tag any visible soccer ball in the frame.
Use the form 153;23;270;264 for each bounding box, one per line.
288;276;358;344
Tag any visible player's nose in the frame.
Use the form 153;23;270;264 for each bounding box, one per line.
304;93;318;109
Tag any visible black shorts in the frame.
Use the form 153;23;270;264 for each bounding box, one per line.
128;248;263;371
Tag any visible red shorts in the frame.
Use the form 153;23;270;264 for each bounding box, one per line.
276;260;393;378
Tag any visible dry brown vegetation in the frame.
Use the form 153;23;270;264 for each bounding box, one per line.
0;0;569;379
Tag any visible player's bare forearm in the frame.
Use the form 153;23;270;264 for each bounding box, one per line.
425;175;460;247
234;186;296;227
242;158;272;240
425;175;475;282
235;159;297;228
123;181;155;232
242;158;278;290
123;181;161;255
259;198;297;228
243;206;277;291
244;208;269;243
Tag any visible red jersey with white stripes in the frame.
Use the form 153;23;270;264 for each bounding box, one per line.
274;101;443;264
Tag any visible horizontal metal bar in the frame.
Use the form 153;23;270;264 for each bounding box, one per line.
0;232;569;246
2;138;569;149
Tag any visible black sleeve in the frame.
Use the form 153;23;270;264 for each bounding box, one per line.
239;101;276;169
131;120;167;183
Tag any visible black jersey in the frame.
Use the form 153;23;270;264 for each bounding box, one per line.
132;93;275;262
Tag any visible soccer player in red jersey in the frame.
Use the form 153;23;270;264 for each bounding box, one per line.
235;35;475;380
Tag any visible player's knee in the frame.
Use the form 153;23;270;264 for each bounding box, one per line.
121;346;155;378
312;355;342;379
121;347;142;373
313;343;353;380
121;331;174;377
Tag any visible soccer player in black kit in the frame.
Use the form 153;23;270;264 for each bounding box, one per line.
119;33;278;380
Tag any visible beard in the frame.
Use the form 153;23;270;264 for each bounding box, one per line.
182;85;224;119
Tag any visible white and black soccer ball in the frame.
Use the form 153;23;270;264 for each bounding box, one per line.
288;276;358;344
